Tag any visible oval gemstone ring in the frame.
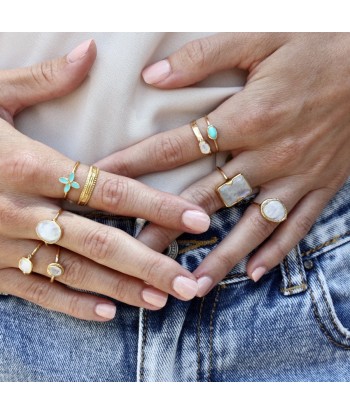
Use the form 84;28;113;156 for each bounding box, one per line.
253;198;288;223
205;116;219;152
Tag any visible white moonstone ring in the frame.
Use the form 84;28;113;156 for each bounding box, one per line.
36;209;63;245
253;198;288;223
18;242;44;275
191;120;212;155
47;247;64;283
216;167;253;208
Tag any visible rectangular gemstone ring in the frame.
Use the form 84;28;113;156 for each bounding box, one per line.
216;172;253;208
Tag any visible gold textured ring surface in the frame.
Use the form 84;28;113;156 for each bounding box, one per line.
78;165;100;206
216;167;253;208
59;161;81;199
190;121;212;155
47;247;64;283
18;242;44;275
205;116;219;152
252;198;288;223
36;209;63;245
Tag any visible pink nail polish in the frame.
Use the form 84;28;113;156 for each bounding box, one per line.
142;59;171;84
95;303;116;319
251;266;267;282
182;210;210;233
197;276;213;297
67;39;93;63
173;276;198;300
142;288;167;308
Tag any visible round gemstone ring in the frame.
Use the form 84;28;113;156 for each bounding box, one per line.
36;209;63;245
253;198;288;223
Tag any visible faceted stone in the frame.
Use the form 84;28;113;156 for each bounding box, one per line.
207;125;218;140
47;263;64;278
36;220;62;244
261;199;287;222
217;174;252;207
199;141;211;154
19;257;33;274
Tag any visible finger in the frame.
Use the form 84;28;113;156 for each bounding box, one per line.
192;178;309;297
142;33;287;88
0;268;116;322
0;136;210;234
246;188;334;281
136;153;280;251
3;239;168;310
1;202;198;301
1;39;97;115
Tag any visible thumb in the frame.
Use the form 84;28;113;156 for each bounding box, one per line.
1;39;97;115
142;33;287;88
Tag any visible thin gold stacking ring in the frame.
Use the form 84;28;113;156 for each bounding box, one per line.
78;165;100;206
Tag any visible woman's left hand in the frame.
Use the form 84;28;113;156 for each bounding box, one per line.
97;33;350;297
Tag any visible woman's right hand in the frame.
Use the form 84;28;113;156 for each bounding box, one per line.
0;40;210;321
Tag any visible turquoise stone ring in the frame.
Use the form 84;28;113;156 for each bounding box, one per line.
59;161;81;198
205;116;219;152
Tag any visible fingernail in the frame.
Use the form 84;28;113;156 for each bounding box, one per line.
197;276;213;297
173;276;198;300
251;266;267;282
142;59;171;84
182;210;210;233
142;287;168;308
67;39;93;63
95;303;116;319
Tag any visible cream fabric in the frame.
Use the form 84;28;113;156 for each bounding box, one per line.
0;33;245;195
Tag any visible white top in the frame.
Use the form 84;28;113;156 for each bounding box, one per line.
0;33;245;194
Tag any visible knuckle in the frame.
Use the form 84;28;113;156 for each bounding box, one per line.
110;278;129;301
31;61;55;86
140;255;164;286
215;251;235;274
154;134;184;167
182;39;208;67
185;185;217;213
271;239;289;262
0;199;19;230
295;214;314;236
5;152;39;184
25;282;52;308
249;213;274;240
67;293;82;317
99;177;131;210
63;256;88;287
82;228;113;261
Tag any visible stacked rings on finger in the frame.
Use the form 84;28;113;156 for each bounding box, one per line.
216;166;253;207
191;117;220;155
78;165;100;206
205;116;219;152
253;199;288;223
59;161;81;198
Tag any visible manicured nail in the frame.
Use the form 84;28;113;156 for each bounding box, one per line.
95;303;116;319
142;287;168;308
182;210;210;233
67;39;93;63
197;276;213;297
251;266;267;282
142;59;171;84
173;276;198;300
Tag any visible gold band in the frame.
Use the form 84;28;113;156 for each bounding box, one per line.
190;121;212;155
216;166;228;181
205;116;219;152
47;247;64;283
77;166;100;206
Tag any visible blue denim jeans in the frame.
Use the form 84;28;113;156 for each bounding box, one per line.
1;179;350;382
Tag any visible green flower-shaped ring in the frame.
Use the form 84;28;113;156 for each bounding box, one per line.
59;161;81;198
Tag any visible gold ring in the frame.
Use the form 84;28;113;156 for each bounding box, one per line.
190;121;212;155
77;165;100;206
59;161;81;199
205;116;219;152
216;166;253;208
47;247;64;283
19;242;43;275
252;198;288;223
36;209;63;245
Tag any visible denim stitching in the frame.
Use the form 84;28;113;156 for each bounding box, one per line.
280;283;308;293
196;297;205;382
284;257;292;288
208;286;221;382
308;288;350;350
177;237;218;255
301;231;350;257
139;309;148;382
314;266;350;340
295;246;307;286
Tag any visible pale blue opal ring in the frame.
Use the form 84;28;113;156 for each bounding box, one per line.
216;167;253;208
59;161;81;198
205;116;219;152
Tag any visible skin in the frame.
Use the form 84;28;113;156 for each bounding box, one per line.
97;33;350;296
0;39;213;320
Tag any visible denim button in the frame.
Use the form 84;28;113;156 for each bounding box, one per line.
303;259;314;270
164;240;178;260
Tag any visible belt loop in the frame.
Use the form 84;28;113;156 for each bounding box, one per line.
279;244;308;296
